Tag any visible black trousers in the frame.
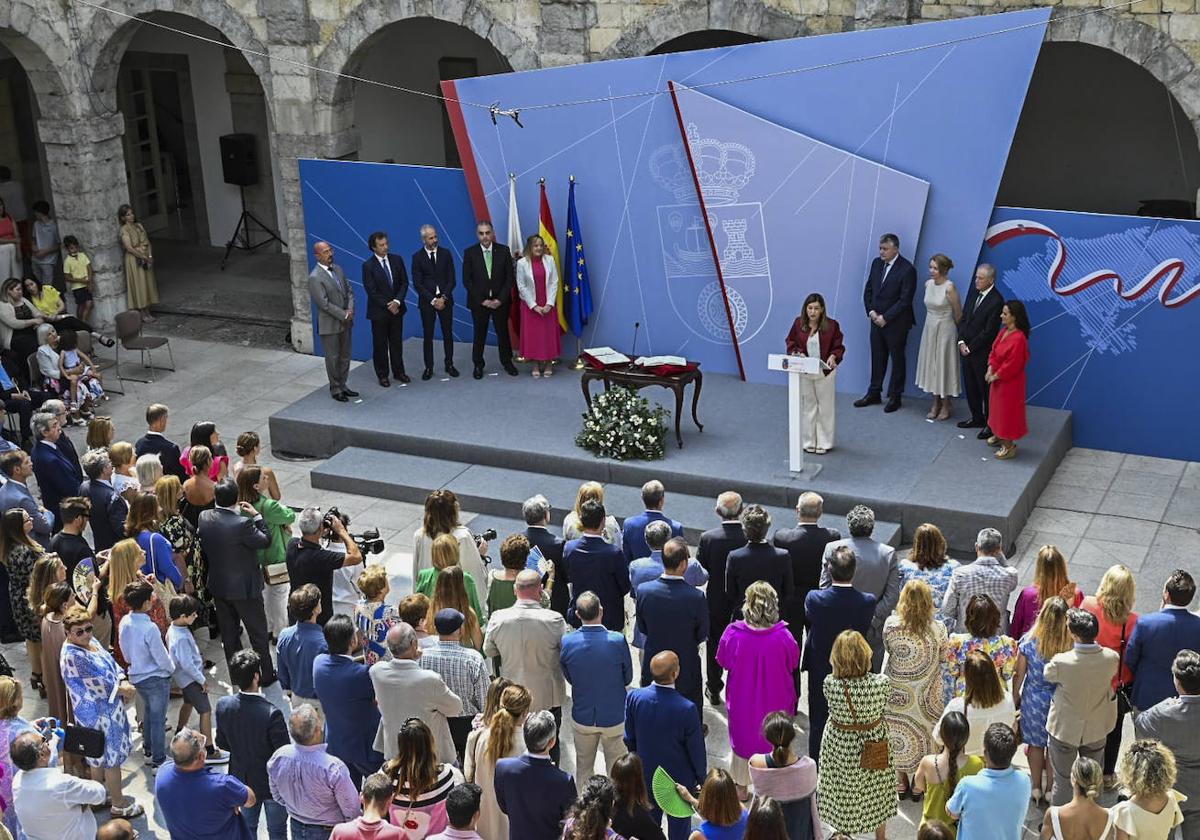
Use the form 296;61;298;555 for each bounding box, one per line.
705;607;728;694
419;302;455;369
449;715;474;766
369;313;406;379
49;315;93;334
213;596;277;687
3;389;46;440
1103;693;1131;775
962;348;990;423
470;304;513;368
867;322;910;399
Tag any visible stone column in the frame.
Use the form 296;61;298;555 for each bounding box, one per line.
37;112;128;333
856;0;912;29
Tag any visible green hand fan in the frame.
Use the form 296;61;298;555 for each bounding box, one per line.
652;766;695;819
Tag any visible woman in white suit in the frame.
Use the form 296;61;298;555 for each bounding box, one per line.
515;234;561;377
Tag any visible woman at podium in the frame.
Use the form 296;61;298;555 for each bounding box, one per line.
785;293;845;454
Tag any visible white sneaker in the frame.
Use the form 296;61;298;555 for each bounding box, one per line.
205;747;230;765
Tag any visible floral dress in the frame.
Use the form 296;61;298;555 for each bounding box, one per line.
946;632;1017;699
161;512;212;615
818;673;898;834
354;599;399;666
898;559;960;630
5;545;42;643
60;640;132;768
883;617;949;774
1015;633;1055;748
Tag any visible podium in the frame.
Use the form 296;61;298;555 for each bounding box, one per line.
768;353;823;478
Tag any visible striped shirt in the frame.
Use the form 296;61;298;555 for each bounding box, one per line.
419;641;490;717
942;555;1020;634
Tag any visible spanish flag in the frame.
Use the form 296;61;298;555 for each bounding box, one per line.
538;180;565;332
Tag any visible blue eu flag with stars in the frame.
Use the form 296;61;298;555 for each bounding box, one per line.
563;179;593;338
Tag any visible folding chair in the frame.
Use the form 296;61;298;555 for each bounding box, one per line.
114;310;175;384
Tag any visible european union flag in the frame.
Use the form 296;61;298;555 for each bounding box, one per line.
562;179;593;338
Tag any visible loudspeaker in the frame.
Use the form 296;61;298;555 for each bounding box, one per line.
219;133;258;187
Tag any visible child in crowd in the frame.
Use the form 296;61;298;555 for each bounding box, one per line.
331;772;407;839
58;328;105;406
946;723;1031;840
29;200;59;288
399;592;436;648
117;580;174;768
167;594;227;764
62;235;95;323
354;564;398;666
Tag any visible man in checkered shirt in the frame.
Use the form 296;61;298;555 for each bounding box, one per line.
420;608;491;765
942;527;1019;634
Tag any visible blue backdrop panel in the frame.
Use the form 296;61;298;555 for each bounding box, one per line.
981;206;1200;460
298;159;478;361
450;9;1049;384
671;84;929;391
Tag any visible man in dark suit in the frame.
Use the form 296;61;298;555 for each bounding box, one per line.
855;232;918;413
1127;569;1200;712
956;263;1005;438
411;224;459;381
773;491;840;698
134;403;186;481
726;504;793;621
29;413;80;531
494;711;576;839
804;545;875;762
522;494;568;619
215;649;290;840
636;538;709;727
462;220;518;379
621;479;683;567
697;491;746;706
1;451;52;546
361;230;411;387
41;400;82;482
198;479;275;685
624;651;707;840
77;448;129;551
312;614;382;788
564;500;629;631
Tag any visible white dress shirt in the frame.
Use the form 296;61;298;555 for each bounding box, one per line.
13;767;107;840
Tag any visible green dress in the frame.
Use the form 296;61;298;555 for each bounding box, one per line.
818;673;899;834
921;754;984;837
414;567;484;624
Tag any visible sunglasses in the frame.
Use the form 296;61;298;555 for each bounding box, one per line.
69;625;94;636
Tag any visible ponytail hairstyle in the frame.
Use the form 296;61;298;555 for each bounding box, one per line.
485;684;532;766
938;711;970;795
1071;756;1103;800
564;775;617;840
480;677;513;725
43;581;74;617
761;711;796;769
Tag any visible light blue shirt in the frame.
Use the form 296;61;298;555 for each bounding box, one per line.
628;552;708;648
166;623;205;689
946;766;1032;840
118;611;174;683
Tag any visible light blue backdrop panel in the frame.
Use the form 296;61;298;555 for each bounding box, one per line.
298;159;478;361
450;8;1050;385
670;84;929;390
981;206;1200;460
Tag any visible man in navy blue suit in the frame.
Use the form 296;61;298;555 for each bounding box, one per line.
411;224;459;380
621;480;683;567
494;710;576;839
1127;569;1200;712
565;499;629;631
636;538;709;727
77;447;129;552
312;614;382;789
803;545;875;763
523;494;569;619
625;651;707;840
30;412;81;531
854;232;918;413
697;491;746;706
362;230;410;387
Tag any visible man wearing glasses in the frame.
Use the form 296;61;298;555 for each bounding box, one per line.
11;730;108;840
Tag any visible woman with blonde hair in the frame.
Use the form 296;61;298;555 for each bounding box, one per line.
1010;545;1082;641
411;489;487;605
1014;596;1072;803
1081;563;1139;785
415;533;484;624
428;565;483;650
818;630;896;839
464;682;531;840
1040;756;1113;840
899;524;959;629
0;509;44;696
935;649;1015;756
85;415;114;451
915;253;962;420
354;564;398;666
0;675;38;835
515;233;561;377
884;579;949;797
155;474;210;623
562;481;622;545
108;538;168;667
1111;740;1185;840
108;441;140;499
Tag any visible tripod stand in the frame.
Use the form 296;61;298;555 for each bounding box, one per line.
220;185;284;269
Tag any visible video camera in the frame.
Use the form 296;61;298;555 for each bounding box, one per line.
322;506;385;555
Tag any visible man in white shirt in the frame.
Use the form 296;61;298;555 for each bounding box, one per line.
12;731;111;839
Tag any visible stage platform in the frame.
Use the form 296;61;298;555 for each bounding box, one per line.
268;340;1072;553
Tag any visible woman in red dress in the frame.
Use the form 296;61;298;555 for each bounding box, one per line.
985;299;1031;460
516;234;561;377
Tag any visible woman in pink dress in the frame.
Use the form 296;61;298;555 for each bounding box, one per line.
516;235;561;377
1009;544;1083;641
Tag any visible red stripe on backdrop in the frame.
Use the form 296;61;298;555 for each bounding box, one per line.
440;80;489;220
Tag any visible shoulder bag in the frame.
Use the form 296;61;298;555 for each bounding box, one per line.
836;678;891;770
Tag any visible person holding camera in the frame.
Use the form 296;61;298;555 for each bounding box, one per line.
286;507;364;627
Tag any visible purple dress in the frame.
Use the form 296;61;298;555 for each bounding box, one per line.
717;620;800;758
519;258;562;361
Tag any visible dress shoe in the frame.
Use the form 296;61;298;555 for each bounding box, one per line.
884;397;901;413
977;426;993;440
473;366;483;380
332;392;349;402
343;389;359;398
421;368;433;381
503;364;519;376
378;377;391;387
396;373;411;384
706;688;723;707
957;418;984;429
853;394;882;408
446;366;460;378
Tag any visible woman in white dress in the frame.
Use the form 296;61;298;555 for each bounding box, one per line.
915;253;962;421
412;489;488;606
562;481;622;546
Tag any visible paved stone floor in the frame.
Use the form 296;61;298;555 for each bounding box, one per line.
5;333;1192;838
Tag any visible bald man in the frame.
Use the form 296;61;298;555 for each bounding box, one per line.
624;651;707;840
308;241;358;402
95;819;137;840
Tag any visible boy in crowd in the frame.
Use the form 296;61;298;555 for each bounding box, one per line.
117;581;174;768
947;723;1031;840
30;200;59;287
428;783;486;840
167;594;227;763
62;235;94;323
331;772;406;839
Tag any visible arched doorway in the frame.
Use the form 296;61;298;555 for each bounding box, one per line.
0;39;51;236
649;30;766;56
998;41;1200;216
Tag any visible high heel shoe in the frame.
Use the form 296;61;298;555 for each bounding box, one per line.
30;673;46;699
937;399;952;421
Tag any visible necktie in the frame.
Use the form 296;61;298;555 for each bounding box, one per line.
429;250;436;266
881;262;892;284
381;256;392;282
483;248;492;277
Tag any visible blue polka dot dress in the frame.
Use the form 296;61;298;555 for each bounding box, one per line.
1016;634;1055;748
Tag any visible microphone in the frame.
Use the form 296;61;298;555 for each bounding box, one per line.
631;322;641;357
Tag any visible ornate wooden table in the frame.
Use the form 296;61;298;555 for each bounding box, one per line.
580;361;704;448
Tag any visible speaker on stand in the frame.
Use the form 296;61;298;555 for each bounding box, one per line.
218;133;284;269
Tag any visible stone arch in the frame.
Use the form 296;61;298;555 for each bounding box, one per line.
0;0;76;120
600;0;813;61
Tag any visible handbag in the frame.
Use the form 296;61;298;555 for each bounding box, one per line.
61;724;106;758
840;679;890;771
146;536;177;605
1115;618;1134;711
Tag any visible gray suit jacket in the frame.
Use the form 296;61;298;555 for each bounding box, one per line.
0;479;52;548
820;535;901;635
308;262;353;336
1135;696;1200;823
370;658;463;764
197;507;270;601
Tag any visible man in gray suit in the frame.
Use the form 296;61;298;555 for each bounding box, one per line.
1134;649;1200;838
0;450;52;548
819;504;900;671
308;241;358;402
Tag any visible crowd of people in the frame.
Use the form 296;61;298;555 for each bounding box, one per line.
0;396;1191;840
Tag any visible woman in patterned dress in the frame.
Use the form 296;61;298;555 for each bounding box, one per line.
1014;596;1071;804
884;579;950;798
819;630;897;839
60;605;142;819
946;594;1017;699
354;565;398;666
899;524;960;631
155;476;212;621
0;510;44;697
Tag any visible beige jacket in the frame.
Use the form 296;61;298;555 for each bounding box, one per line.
1045;644;1119;746
370;658;463;764
483;599;567;711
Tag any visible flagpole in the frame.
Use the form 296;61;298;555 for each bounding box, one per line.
569;174;586;370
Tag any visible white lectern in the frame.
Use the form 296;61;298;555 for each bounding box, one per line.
768;353;823;477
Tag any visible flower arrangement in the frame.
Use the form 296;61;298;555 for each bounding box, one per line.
576;385;668;461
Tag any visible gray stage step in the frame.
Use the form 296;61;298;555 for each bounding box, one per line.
311;447;902;547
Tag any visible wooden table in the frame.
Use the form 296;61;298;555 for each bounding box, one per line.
580;361;704;448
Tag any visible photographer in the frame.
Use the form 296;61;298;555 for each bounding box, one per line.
285;507;363;627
